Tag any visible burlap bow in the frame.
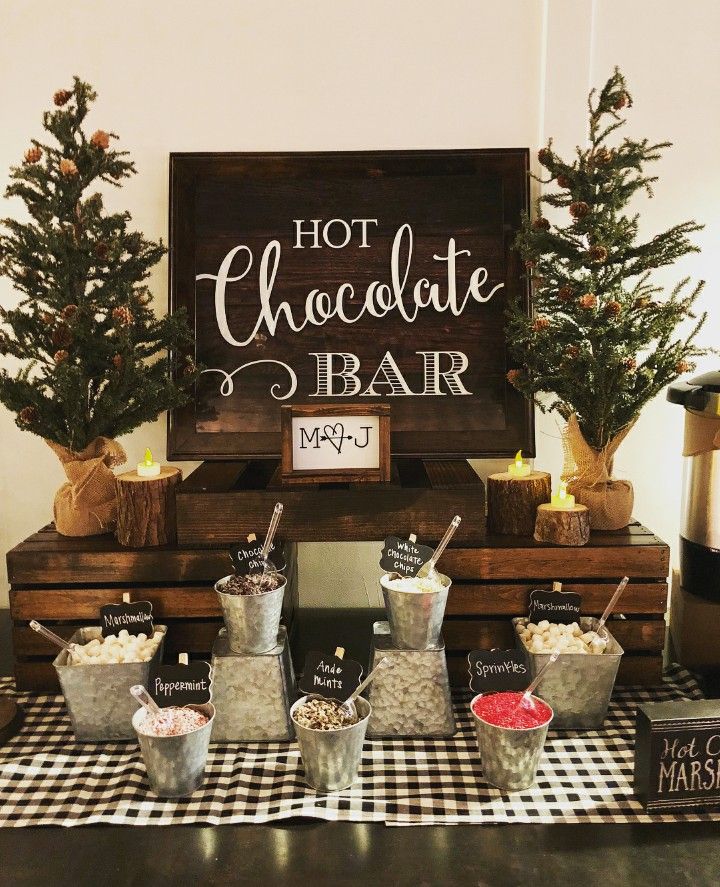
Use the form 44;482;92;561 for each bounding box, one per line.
46;437;126;536
561;414;635;530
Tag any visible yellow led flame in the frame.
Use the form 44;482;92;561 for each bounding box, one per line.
514;449;523;468
144;448;154;466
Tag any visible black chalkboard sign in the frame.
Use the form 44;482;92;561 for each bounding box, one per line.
298;651;363;700
229;538;284;576
100;601;154;638
149;661;213;706
634;700;720;812
468;650;530;694
528;589;581;624
380;535;434;577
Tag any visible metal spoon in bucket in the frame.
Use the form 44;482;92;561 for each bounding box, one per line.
30;620;82;663
417;515;462;579
339;657;390;720
260;503;284;575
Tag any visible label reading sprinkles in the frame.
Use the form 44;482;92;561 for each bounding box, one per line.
468;649;529;694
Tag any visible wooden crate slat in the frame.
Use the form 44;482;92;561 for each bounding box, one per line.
422;460;482;489
446;582;668;615
441;617;665;652
177;461;249;493
441;545;668;580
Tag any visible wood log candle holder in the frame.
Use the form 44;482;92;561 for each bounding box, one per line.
116;466;182;548
534;502;591;547
486;470;551;536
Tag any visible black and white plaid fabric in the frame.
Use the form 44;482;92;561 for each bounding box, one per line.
0;666;718;826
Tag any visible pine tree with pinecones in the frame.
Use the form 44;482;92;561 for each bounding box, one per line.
507;68;709;453
0;77;197;452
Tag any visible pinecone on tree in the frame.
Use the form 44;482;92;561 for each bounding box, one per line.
53;89;72;106
51;324;73;348
604;300;622;318
59;158;78;177
90;130;110;150
53;349;69;364
61;304;78;320
18;405;39;426
112;305;134;326
570;201;590;220
24;146;42;164
578;293;597;310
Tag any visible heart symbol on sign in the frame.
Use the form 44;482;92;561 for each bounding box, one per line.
323;423;346;454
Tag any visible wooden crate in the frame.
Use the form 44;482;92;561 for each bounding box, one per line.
7;526;298;691
175;459;486;546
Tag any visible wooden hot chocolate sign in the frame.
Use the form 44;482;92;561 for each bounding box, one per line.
169;150;532;459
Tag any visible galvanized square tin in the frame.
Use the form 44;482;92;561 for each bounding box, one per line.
513;616;624;729
210;626;296;742
53;625;167;741
366;621;456;738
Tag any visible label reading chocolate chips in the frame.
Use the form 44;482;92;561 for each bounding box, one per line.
229;537;284;576
468;650;529;694
528;588;582;625
298;651;363;700
100;601;154;638
149;661;213;706
380;535;434;577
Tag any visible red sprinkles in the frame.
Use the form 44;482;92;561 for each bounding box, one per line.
472;692;552;729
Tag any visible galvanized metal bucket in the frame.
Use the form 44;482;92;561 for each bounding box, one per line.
380;571;451;650
291;695;371;792
132;703;215;798
513;616;624;729
215;574;286;654
210;626;296;742
53;626;166;741
471;693;553;792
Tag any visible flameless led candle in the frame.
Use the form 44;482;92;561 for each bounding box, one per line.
550;480;576;510
507;449;532;478
136;448;161;478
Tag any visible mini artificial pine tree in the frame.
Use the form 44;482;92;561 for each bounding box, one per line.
507;68;708;454
0;77;197;453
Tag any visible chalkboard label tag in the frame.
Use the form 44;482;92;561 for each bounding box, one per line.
100;600;154;638
528;588;582;624
380;535;434;577
229;535;284;576
468;650;530;694
298;650;363;700
149;661;213;706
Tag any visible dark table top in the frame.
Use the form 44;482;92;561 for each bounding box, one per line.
1;608;718;887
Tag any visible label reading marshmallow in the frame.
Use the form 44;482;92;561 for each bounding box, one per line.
528;588;582;625
100;601;154;638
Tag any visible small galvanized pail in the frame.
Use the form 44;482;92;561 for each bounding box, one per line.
471;692;553;792
133;703;215;798
291;695;371;792
215;574;286;654
380;571;451;650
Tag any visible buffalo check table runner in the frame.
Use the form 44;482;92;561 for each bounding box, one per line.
1;667;718;827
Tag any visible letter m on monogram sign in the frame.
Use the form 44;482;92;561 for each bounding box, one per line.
168;150;533;459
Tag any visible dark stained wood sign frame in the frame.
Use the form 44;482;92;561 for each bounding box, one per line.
168;150;533;460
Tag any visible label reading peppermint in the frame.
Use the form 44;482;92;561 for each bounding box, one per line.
149;661;213;706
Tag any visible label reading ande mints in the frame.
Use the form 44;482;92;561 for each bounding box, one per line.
100;601;154;638
528;588;582;625
298;651;363;700
229;538;284;576
149;661;213;706
380;535;434;577
468;650;529;694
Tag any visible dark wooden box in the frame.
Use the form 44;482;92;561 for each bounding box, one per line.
7;457;669;690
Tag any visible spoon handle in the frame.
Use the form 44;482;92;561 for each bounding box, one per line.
428;516;462;569
130;684;162;717
343;657;390;708
262;503;284;559
596;576;629;633
522;645;562;702
30;620;76;653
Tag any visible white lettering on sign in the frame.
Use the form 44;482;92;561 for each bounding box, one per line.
197;218;503;400
292;415;380;471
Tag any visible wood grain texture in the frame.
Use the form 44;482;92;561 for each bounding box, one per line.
534;503;591;546
487;471;552;535
115;467;181;547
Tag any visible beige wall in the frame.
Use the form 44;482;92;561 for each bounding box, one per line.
0;0;717;608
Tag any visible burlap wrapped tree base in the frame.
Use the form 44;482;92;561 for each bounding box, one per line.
563;415;635;531
46;437;126;536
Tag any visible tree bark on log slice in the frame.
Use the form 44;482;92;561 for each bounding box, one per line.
486;471;551;536
534;503;590;546
116;467;182;548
